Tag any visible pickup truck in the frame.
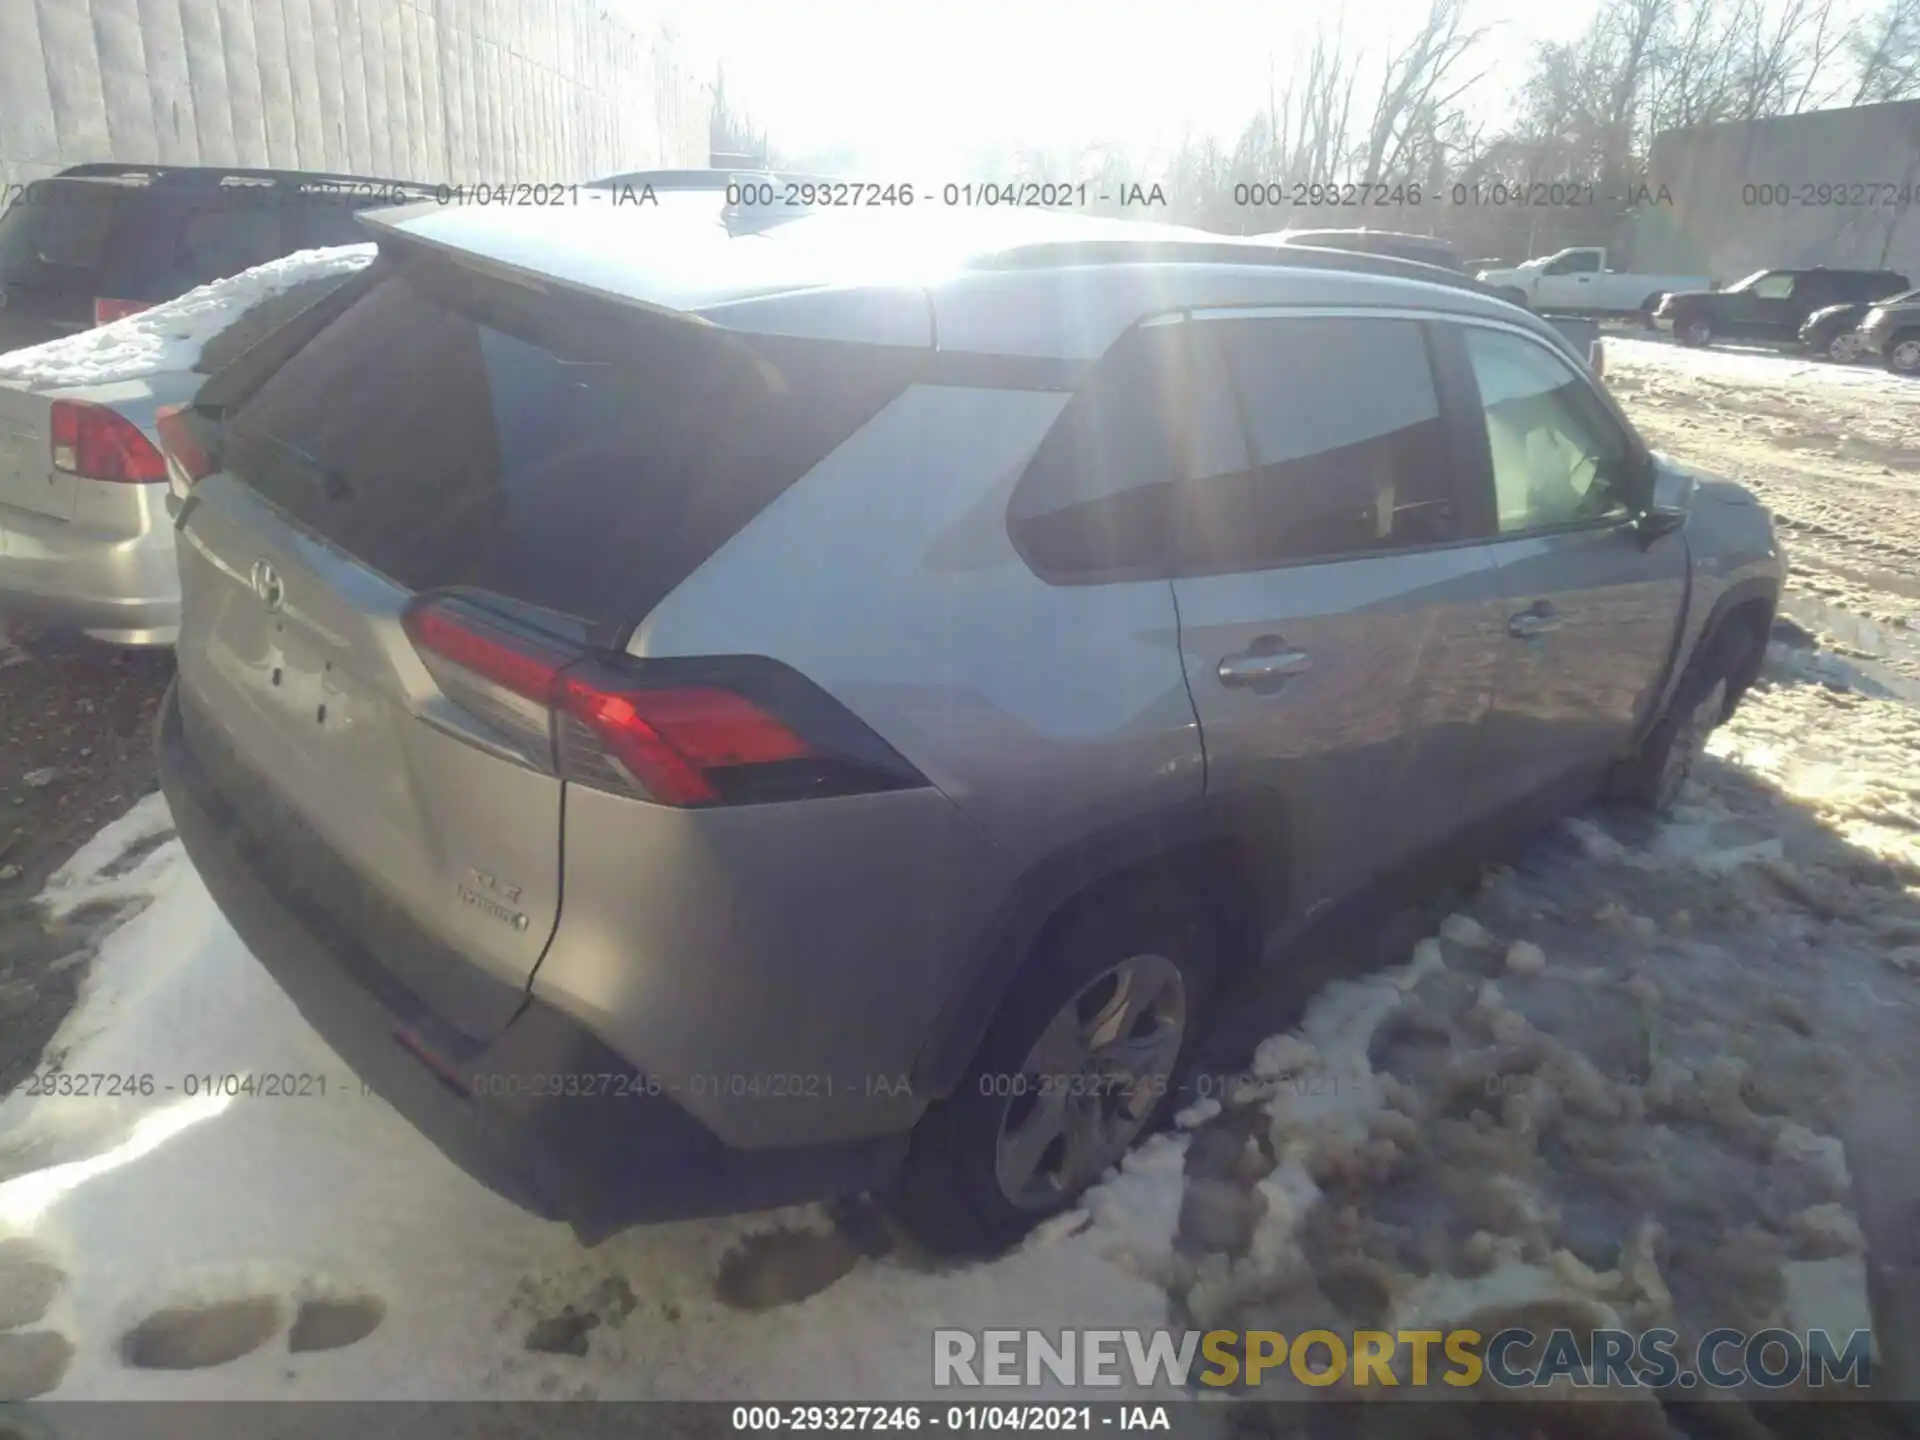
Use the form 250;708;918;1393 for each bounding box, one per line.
1476;247;1715;320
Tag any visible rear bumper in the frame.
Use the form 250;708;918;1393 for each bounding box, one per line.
157;682;906;1239
0;496;180;644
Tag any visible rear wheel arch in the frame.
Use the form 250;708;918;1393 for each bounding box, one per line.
910;800;1291;1100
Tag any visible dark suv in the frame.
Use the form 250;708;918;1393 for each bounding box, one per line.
0;163;436;353
1654;267;1909;348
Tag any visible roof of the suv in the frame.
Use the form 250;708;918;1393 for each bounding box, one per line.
361;201;1574;363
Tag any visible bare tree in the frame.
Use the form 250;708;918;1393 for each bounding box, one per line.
1647;0;1745;133
1851;0;1920;101
708;66;766;167
1358;0;1489;184
1732;0;1846;117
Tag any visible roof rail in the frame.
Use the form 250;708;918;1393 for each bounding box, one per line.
971;237;1508;301
54;162;437;196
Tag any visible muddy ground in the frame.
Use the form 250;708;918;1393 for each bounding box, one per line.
0;626;172;1098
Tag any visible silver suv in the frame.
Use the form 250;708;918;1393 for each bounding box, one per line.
156;204;1785;1252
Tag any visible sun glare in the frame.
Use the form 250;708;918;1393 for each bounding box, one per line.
0;1093;235;1232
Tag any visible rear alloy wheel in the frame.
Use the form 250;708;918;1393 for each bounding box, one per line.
1889;333;1920;376
1825;331;1863;364
993;953;1187;1209
1678;317;1714;348
890;896;1217;1254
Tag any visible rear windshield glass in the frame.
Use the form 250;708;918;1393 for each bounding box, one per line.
219;253;924;635
0;182;125;285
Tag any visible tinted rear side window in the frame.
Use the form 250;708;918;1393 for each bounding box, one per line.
1007;323;1186;581
1852;272;1908;300
220;256;924;635
1186;317;1451;569
0;182;126;286
1009;315;1452;583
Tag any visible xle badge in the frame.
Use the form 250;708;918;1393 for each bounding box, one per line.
458;869;530;931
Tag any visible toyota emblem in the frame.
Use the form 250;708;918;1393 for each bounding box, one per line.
250;559;284;612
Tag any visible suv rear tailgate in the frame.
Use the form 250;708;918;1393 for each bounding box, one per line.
174;479;562;1038
170;244;927;1043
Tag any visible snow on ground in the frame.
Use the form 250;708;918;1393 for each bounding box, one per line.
1608;335;1920;686
0;338;1916;1418
0;246;374;391
0;803;1185;1405
1160;652;1919;1408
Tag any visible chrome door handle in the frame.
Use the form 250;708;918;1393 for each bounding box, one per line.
1508;605;1562;638
1218;645;1312;688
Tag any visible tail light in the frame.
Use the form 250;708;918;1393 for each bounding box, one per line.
49;400;167;483
93;297;154;326
402;594;925;808
154;404;215;484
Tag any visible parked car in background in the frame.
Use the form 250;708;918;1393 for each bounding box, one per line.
1797;301;1885;362
0;163;433;353
0;248;373;645
1857;289;1920;376
1655;267;1909;349
1474;247;1714;320
1866;288;1920;374
157;205;1782;1254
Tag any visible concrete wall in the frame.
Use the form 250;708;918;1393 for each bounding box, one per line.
1645;101;1920;282
0;0;709;195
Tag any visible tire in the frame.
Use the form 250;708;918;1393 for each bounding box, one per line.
1496;287;1530;311
1825;331;1863;364
1677;317;1713;348
1613;624;1758;814
1887;330;1920;376
889;890;1220;1255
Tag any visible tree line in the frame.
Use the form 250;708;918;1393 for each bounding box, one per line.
712;0;1920;265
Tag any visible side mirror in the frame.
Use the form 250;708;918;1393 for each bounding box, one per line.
1637;465;1693;542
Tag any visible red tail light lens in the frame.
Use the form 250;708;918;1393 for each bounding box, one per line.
154;404;215;484
556;679;813;806
49;401;167;483
93;297;154;326
401;595;896;808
